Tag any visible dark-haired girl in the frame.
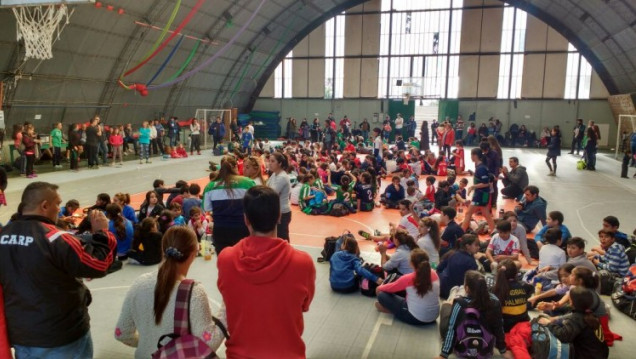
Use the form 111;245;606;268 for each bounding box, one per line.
437;271;512;359
492;259;534;332
128;218;163;265
115;227;226;356
539;286;609;359
437;234;480;299
106;203;134;260
376;249;440;325
546;126;562;176
329;236;382;293
138;191;164;222
267;152;292;241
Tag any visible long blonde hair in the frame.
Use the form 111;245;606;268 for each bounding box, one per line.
244;156;265;184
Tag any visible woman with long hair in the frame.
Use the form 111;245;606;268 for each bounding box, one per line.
115;227;226;356
128;217;163;265
420;121;430;151
105;203;134;260
436;234;480;299
138;191;164;222
243;156;265;185
380;230;419;275
487;135;503;168
492;259;533;332
202;155;255;254
416;217;441;265
267;152;292;242
437;271;511;359
189;118;201;155
376;249;440;325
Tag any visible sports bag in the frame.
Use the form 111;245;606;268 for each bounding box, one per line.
329;202;349;217
610;264;636;320
453;301;495;359
152;279;229;359
319;236;339;263
576;160;586;170
360;263;385;297
530;317;570;359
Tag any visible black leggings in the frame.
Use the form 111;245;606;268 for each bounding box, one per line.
546;156;557;173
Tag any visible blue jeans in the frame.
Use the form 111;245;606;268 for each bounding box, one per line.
14;331;93;359
140;143;150;160
98;141;108;164
377;291;435;326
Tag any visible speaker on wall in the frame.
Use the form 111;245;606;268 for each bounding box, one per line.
396;80;402;86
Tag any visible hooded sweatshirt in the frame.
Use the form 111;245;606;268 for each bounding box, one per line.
515;196;547;232
217;235;315;359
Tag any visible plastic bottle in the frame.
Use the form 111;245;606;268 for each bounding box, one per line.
535;282;543;296
204;233;213;261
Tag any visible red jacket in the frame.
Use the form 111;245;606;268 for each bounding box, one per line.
0;285;10;358
217;236;316;359
109;134;124;146
443;129;456;146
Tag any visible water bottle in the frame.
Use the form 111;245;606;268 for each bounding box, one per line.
204;233;213;261
535;282;543;296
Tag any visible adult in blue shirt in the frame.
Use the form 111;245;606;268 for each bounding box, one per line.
514;185;547;232
461;148;495;233
167;117;180;147
436;234;480;299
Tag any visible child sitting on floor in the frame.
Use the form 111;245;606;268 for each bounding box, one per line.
534;210;572;249
329;235;383;293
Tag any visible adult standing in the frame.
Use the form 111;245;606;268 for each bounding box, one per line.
0;182;116;358
360;118;371;142
12;124;26;176
217;186;315;358
85;116;100;169
190;118;201;155
68;123;81;172
569;118;586;155
406;115;417;139
289;118;297;140
155;119;165;155
210;117;225;150
123;123;138;155
455;115;464;141
481;141;501;206
500;157;528;199
149;119;158;156
394;114;404;140
202;156;255;254
97;122;108;165
441;122;455;158
167;117;180;147
268;152;292;242
420;120;430;151
430;119;439;144
310;118;320;143
584;127;598;171
589;120;601;144
230;117;239;142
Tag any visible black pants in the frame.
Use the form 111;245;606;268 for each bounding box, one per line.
213;225;250;255
26;154;35;175
86;144;98;167
277;211;291;242
190;134;201;152
213;136;222;149
52;146;61;166
570;137;582;154
70;149;79;170
501;178;523;198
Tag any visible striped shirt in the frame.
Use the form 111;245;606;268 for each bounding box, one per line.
202;176;255;227
599;242;629;277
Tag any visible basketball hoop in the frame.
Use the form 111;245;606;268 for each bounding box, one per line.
12;4;74;60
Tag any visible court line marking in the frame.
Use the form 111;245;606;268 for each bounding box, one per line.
361;314;394;359
575;202;600;241
341;217;374;232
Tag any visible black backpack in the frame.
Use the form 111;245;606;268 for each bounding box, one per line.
319;236;339;263
360;263;385;297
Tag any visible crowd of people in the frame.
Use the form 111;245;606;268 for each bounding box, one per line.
0;111;634;359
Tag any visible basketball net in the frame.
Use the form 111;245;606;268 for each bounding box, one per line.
12;4;72;60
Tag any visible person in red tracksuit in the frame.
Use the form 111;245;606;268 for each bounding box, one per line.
441;122;455;158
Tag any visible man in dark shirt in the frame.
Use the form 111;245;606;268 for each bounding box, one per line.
440;206;464;256
85;116;100;169
500;157;529;199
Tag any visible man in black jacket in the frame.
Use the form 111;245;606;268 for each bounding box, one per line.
0;182;116;357
500;157;529;199
85;116;100;169
568;118;586;155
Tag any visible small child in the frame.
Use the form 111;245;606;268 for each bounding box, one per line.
329;235;383;293
451;140;465;175
59;199;80;225
109;127;124;166
355;172;375;212
423;176;436;203
534;211;572;249
407;156;422;177
528;263;575;308
405;186;423;203
187;207;208;241
169;202;186;226
485;220;520;272
539;287;609;358
493;259;534;332
537;227;566;271
241;130;253;155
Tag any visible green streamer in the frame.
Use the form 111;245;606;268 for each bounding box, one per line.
167;39;201;82
142;0;182;60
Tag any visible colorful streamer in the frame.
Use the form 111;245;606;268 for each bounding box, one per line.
146;35;185;86
167;39;201;82
118;0;205;92
141;0;182;60
149;0;267;90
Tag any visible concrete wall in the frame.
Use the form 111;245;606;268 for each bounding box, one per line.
253;98;616;148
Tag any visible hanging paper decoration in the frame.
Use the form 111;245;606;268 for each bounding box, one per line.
146;35;185;86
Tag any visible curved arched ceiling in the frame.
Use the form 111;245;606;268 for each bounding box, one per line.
0;0;634;122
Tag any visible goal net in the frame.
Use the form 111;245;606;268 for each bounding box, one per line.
614;114;636;159
194;108;232;147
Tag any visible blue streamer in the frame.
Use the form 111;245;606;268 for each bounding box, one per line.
146;35;185;86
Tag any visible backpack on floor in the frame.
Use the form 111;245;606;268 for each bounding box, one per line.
360;263;385;297
599;270;621;295
152;279;229;359
611;264;636;320
319;236;339;263
213;145;224;156
453;303;495;359
329;202;349;217
530;317;570;359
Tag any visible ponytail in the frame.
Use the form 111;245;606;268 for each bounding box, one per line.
572;267;599;289
422;217;441;251
492;259;517;303
154;226;198;324
464;270;496;322
394;230;418;250
570;287;600;329
105;203;126;240
412;249;432;297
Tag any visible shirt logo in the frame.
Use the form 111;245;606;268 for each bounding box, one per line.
0;234;34;246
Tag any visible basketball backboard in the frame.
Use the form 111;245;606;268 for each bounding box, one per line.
0;0;93;7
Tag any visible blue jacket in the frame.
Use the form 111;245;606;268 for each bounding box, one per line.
329;251;379;290
383;184;405;202
515;196;547;232
437;250;478;299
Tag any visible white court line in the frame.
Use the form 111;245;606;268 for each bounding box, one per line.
361;314;394;359
575;202;600;241
290;232;327;238
341;217;374;232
